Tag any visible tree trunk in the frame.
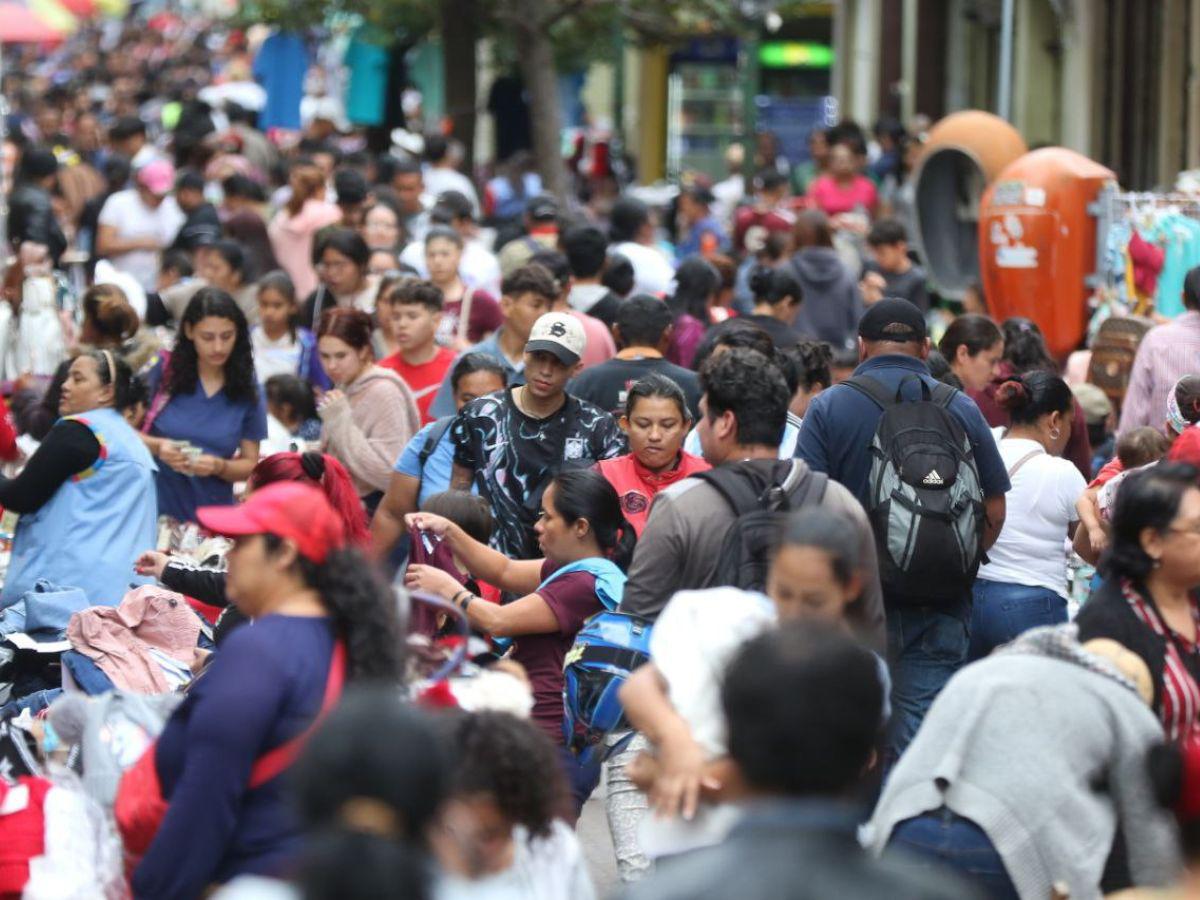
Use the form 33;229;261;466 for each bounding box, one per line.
440;0;478;172
512;0;567;200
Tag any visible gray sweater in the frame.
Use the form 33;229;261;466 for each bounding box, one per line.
868;635;1180;899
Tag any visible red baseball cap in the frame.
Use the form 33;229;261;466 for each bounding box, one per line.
197;482;345;564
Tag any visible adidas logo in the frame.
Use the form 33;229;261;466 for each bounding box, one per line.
922;470;944;486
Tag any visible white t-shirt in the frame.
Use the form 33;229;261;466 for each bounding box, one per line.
437;820;595;900
613;241;676;297
422;166;482;217
97;189;184;291
400;238;501;297
978;428;1086;598
252;326;303;385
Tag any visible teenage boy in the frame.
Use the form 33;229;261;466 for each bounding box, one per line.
863;218;929;312
380;280;457;424
428;263;559;418
450;312;626;559
569;293;701;420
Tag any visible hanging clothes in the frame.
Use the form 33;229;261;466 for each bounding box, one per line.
343;27;390;127
253;32;309;132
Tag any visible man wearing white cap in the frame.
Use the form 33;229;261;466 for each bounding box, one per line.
95;159;185;292
450;311;626;559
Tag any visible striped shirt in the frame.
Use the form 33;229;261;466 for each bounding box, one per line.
1118;311;1200;436
1122;578;1200;740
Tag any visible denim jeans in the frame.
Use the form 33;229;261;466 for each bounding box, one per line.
888;807;1020;900
970;579;1067;662
885;603;969;766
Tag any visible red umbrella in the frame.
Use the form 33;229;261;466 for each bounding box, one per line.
0;2;68;43
58;0;95;14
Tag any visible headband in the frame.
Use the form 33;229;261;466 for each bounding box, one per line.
101;349;116;386
1168;379;1192;435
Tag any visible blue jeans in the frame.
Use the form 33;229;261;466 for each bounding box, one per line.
888;807;1019;900
885;604;969;766
970;579;1067;662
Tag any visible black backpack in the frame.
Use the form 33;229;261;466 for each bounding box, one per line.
845;374;985;603
695;460;828;593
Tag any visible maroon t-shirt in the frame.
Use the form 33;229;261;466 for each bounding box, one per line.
517;560;601;745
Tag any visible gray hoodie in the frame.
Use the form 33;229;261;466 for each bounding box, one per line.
789;247;862;349
868;625;1180;900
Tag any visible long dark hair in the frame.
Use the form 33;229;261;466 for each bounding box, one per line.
669;256;719;324
263;537;403;680
169;287;257;403
1103;462;1200;582
1001;317;1056;373
548;469;636;571
938;313;1002;362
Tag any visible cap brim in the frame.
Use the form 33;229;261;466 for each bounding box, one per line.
525;340;580;366
196;503;265;538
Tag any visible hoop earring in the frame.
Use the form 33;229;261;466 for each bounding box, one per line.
1049;428;1061;441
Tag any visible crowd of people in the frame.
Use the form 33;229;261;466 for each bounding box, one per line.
3;15;1200;900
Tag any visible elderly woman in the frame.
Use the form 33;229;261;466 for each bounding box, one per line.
0;349;156;606
1076;462;1200;741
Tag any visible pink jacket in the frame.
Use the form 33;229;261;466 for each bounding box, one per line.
268;199;342;299
67;585;201;694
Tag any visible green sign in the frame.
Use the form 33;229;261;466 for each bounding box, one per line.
758;41;835;70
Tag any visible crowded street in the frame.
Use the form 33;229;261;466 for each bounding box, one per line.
0;0;1199;898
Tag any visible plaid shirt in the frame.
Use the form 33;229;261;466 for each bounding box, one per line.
1118;311;1200;435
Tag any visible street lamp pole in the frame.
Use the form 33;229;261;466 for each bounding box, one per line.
997;0;1015;121
741;21;760;183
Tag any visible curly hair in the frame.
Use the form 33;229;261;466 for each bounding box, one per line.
449;711;567;838
699;347;789;448
168;287;257;404
264;538;404;681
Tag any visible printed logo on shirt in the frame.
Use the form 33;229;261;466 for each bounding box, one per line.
621;490;649;515
564;437;586;460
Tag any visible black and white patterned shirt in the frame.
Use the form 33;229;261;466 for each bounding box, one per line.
452;388;626;559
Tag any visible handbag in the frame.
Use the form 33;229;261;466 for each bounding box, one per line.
114;640;346;872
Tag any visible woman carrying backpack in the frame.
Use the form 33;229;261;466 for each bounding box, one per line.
404;469;635;811
970;372;1084;660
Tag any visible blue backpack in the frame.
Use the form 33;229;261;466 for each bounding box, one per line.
562;610;652;761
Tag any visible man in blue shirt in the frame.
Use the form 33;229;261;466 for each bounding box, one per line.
795;299;1009;763
675;185;729;260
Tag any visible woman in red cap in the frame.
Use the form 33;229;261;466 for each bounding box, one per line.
127;481;402;899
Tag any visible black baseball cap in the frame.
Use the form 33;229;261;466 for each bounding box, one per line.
857;297;927;342
526;193;559;222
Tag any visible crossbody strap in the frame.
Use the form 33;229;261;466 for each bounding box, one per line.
248;639;347;788
1005;448;1045;480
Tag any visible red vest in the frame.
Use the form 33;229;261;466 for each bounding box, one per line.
596;452;710;536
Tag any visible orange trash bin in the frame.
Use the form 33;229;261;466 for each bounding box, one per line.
977;147;1117;358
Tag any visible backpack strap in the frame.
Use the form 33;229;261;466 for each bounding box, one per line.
843;375;895;410
693;466;770;517
418;416;456;469
248;639;346;788
793;468;828;506
931;382;959;409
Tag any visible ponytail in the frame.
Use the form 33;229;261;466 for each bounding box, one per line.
549;469;638;572
994;370;1073;425
250;452;370;545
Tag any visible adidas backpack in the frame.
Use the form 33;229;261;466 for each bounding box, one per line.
845;374;985;603
695;460;827;593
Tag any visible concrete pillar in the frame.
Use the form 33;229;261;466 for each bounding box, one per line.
1158;0;1187;185
1011;0;1060;146
849;0;882;123
1057;1;1095;156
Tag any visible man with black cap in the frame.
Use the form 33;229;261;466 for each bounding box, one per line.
449;310;625;559
8;147;67;265
795;298;1009;763
170;169;222;253
498;193;561;277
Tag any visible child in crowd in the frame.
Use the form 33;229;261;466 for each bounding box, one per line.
379;280;457;424
862;218;928;312
251;271;329;388
264;374;322;452
1116;425;1172;470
